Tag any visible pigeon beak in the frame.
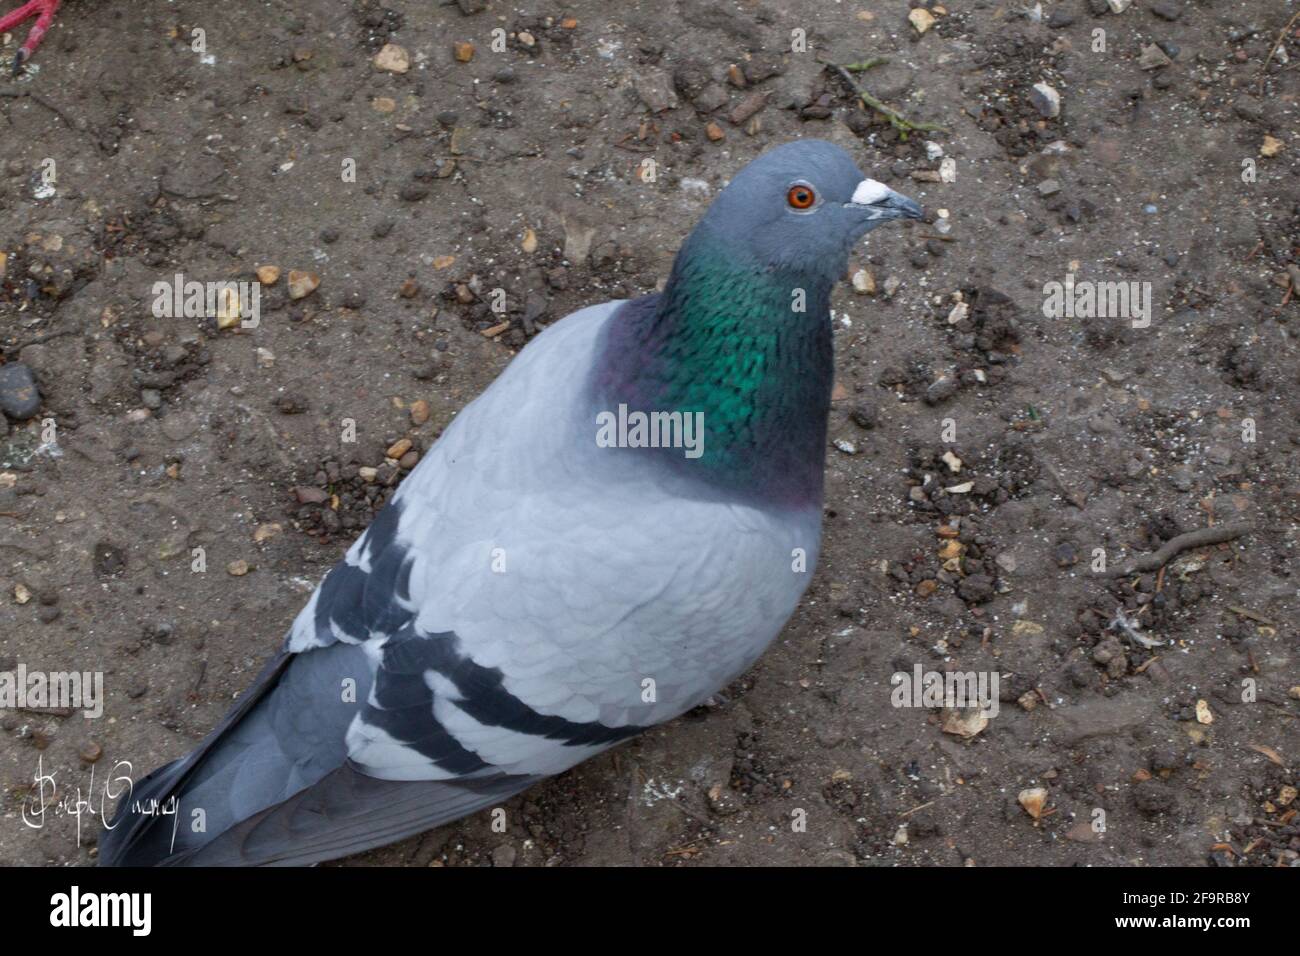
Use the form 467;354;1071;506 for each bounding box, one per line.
846;179;925;222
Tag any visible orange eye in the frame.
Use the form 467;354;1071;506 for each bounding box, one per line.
787;184;816;209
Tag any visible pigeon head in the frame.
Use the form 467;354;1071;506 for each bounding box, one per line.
694;138;923;280
598;140;923;506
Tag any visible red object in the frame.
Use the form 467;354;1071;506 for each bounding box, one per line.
1;0;61;74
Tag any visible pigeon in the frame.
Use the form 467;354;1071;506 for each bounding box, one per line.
99;139;922;866
0;0;59;75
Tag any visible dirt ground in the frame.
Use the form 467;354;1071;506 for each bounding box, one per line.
0;0;1297;868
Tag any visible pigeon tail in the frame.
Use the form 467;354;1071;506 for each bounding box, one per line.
158;764;538;866
99;644;361;866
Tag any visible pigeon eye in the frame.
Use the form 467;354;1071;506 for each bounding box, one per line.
787;184;816;210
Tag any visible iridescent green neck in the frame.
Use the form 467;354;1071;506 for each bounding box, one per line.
595;226;834;506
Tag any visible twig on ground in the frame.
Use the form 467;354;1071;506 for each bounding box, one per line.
1042;459;1086;508
1228;605;1276;627
842;57;891;73
1133;656;1160;674
821;58;945;140
1111;521;1254;577
1284;264;1300;301
1259;10;1300;89
6;327;78;353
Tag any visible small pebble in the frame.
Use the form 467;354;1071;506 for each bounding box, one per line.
0;362;41;420
850;403;878;429
925;377;958;405
287;270;320;299
253;523;283;544
1029;82;1061;119
373;43;410;74
909;8;936;34
1139;44;1172;70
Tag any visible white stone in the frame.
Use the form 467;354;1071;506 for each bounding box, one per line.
1029;82;1061;118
